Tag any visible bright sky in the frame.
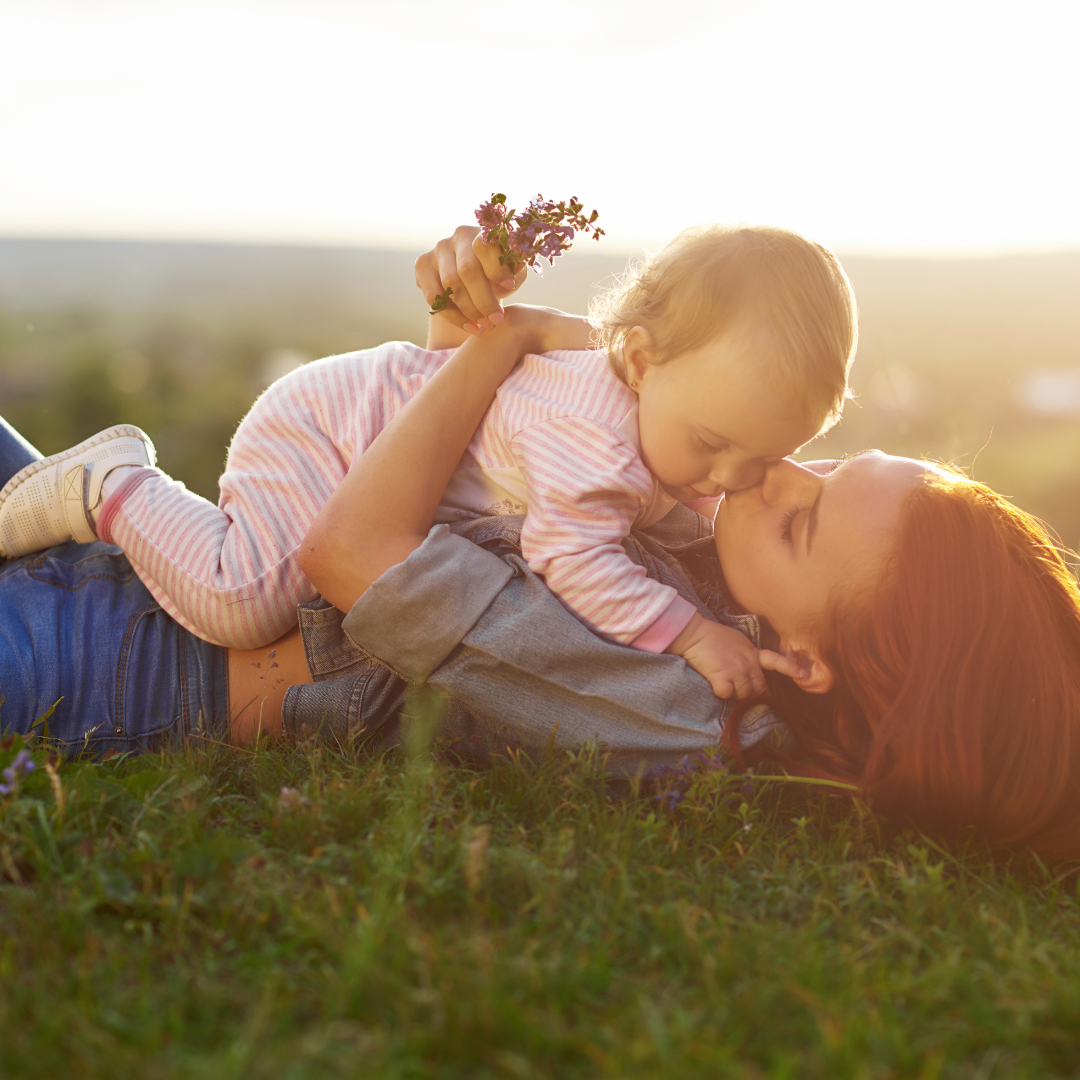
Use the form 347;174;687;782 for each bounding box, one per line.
1;0;1078;255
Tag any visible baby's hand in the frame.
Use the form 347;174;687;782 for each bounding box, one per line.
665;614;807;700
502;305;595;355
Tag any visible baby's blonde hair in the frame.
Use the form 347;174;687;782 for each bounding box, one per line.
590;224;858;430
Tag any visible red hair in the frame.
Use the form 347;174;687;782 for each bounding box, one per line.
726;467;1080;859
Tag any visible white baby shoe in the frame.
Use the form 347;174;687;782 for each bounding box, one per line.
0;425;156;558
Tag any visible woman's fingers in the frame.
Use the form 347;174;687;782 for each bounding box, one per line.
472;232;527;299
416;230;485;334
446;233;507;330
416;226;532;337
434;244;490;331
415;249;471;332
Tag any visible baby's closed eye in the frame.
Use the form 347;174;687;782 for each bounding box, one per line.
696;434;727;453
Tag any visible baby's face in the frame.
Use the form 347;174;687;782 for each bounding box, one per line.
633;325;823;504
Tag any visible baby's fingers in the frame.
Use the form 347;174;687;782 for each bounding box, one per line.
759;649;809;683
730;665;767;700
709;676;736;700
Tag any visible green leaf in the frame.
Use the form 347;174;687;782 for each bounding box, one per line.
429;286;454;315
31;697;62;740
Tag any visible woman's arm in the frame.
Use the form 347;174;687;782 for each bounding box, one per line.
298;305;592;613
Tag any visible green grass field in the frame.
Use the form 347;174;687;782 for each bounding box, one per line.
3;724;1079;1079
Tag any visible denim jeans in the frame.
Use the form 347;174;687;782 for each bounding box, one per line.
0;416;229;753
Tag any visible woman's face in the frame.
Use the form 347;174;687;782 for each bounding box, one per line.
715;451;928;652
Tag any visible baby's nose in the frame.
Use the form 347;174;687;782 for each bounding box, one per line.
711;459;766;493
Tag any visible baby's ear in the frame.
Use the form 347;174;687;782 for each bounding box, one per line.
780;642;835;695
622;326;658;384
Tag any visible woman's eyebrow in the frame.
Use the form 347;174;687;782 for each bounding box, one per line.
806;450;872;553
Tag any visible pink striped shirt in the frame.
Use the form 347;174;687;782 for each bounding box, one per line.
101;341;697;651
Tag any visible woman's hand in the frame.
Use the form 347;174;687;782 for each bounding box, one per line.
416;226;529;348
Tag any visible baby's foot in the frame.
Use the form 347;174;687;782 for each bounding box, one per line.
0;425;156;558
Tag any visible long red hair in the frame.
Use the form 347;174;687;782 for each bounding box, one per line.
726;467;1080;859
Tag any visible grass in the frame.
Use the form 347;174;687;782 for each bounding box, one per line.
2;722;1080;1079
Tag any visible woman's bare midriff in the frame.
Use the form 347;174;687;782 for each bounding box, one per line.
227;624;314;744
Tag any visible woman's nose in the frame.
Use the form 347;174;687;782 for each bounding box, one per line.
760;459;823;506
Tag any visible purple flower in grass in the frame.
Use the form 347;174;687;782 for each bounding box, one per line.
0;750;35;795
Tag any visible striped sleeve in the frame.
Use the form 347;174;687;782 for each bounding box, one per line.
511;416;695;648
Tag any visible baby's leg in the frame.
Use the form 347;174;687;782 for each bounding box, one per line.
101;354;372;649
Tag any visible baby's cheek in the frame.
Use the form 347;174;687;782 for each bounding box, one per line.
637;423;678;477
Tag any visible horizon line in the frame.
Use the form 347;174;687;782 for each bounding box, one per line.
2;233;1080;263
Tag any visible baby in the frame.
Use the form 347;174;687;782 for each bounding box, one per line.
0;224;857;699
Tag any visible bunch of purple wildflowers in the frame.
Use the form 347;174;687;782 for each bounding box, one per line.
476;193;605;275
0;749;35;795
430;193;604;314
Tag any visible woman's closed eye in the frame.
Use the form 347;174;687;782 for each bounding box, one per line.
780;507;799;543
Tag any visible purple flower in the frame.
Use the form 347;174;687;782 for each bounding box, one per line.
471;191;604;276
539;225;574;262
657;790;685;811
526;196;559;218
475;197;510;242
0;750;35;795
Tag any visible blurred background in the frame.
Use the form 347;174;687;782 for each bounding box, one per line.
2;0;1079;545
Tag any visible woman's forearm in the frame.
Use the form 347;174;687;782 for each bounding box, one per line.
426;314;471;351
299;311;542;612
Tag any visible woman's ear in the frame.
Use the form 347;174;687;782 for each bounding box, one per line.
621;326;657;388
780;641;835;695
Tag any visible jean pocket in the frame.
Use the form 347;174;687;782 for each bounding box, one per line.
113;604;188;741
26;543;136;591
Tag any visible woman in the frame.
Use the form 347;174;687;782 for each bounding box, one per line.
4;229;1080;859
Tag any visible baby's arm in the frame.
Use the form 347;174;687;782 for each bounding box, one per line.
664;614;808;700
514;419;686;643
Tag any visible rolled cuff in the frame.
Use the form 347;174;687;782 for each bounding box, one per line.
96;467;160;544
341;524;515;681
629;594;697;654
